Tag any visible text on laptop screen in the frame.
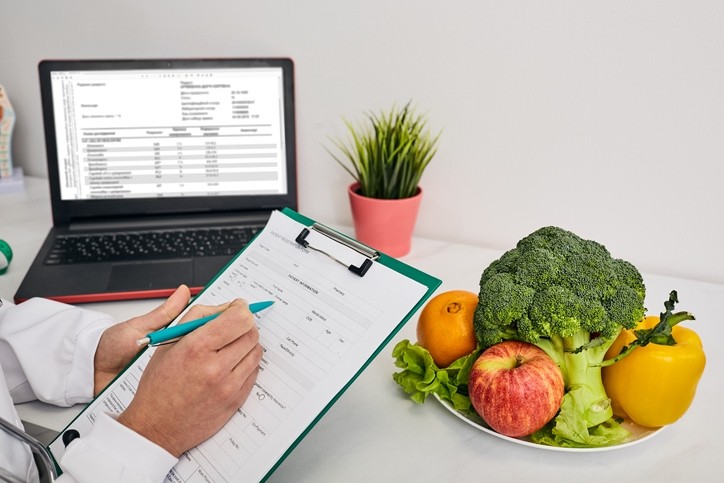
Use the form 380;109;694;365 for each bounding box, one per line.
50;67;288;201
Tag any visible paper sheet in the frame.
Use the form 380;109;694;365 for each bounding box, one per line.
49;210;432;482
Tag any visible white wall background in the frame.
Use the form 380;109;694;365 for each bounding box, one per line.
2;1;723;287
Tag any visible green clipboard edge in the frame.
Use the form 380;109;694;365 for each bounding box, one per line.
47;207;442;481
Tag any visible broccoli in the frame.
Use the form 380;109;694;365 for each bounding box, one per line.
473;226;646;447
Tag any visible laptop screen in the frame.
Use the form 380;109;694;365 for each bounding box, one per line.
39;58;296;224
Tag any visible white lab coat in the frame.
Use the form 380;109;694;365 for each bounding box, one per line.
0;298;177;482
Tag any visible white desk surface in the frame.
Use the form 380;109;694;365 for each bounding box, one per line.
1;177;723;482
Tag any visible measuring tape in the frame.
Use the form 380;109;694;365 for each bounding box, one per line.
0;239;12;275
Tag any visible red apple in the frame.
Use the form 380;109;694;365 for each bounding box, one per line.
468;340;564;438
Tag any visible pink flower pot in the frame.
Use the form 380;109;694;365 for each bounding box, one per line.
347;183;422;258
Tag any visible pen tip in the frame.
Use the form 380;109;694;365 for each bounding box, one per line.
136;337;150;347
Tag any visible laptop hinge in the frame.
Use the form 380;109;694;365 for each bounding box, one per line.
67;212;270;232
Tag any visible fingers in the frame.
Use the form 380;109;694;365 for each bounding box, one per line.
180;299;262;395
190;299;257;351
180;301;231;323
219;343;263;411
236;365;261;407
217;325;262;376
161;284;192;320
232;343;263;391
130;285;191;332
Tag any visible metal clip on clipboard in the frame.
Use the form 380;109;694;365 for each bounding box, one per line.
295;223;379;277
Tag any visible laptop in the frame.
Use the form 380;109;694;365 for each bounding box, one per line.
14;57;297;304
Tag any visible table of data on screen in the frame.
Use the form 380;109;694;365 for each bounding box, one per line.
50;68;288;200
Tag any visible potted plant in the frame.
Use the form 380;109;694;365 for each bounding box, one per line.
328;102;441;257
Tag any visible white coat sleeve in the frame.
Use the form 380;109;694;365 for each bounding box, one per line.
57;413;178;483
0;367;40;483
0;296;110;481
0;298;178;482
0;297;113;406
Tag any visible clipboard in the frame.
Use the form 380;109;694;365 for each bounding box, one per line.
47;208;441;482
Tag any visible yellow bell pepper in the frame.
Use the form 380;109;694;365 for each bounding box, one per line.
602;315;706;428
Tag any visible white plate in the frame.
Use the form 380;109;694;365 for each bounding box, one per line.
433;394;664;452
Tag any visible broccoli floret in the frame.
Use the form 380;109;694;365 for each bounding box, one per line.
473;226;646;446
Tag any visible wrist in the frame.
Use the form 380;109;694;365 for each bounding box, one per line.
117;406;183;457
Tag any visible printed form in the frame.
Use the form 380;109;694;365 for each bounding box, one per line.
49;210;431;482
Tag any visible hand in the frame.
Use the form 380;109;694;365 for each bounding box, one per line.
117;299;263;457
93;285;191;394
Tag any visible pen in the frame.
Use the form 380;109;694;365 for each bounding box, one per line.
136;300;274;347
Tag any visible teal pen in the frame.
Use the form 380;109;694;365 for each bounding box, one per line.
136;300;274;347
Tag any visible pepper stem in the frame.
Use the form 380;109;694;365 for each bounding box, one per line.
598;290;696;367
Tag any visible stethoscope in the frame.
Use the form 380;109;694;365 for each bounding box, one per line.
0;415;57;483
0;240;57;482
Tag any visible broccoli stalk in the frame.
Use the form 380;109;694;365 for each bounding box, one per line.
474;226;646;447
537;331;614;428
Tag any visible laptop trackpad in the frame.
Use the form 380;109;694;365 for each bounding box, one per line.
107;261;193;291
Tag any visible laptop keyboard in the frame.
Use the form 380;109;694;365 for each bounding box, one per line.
44;225;264;265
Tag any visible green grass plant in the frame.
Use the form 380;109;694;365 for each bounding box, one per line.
328;102;440;199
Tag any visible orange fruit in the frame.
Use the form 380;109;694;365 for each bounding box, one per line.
416;290;479;367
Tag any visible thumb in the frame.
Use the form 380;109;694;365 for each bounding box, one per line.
130;284;191;332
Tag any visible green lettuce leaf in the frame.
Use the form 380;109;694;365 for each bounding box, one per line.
531;389;630;447
391;339;480;418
